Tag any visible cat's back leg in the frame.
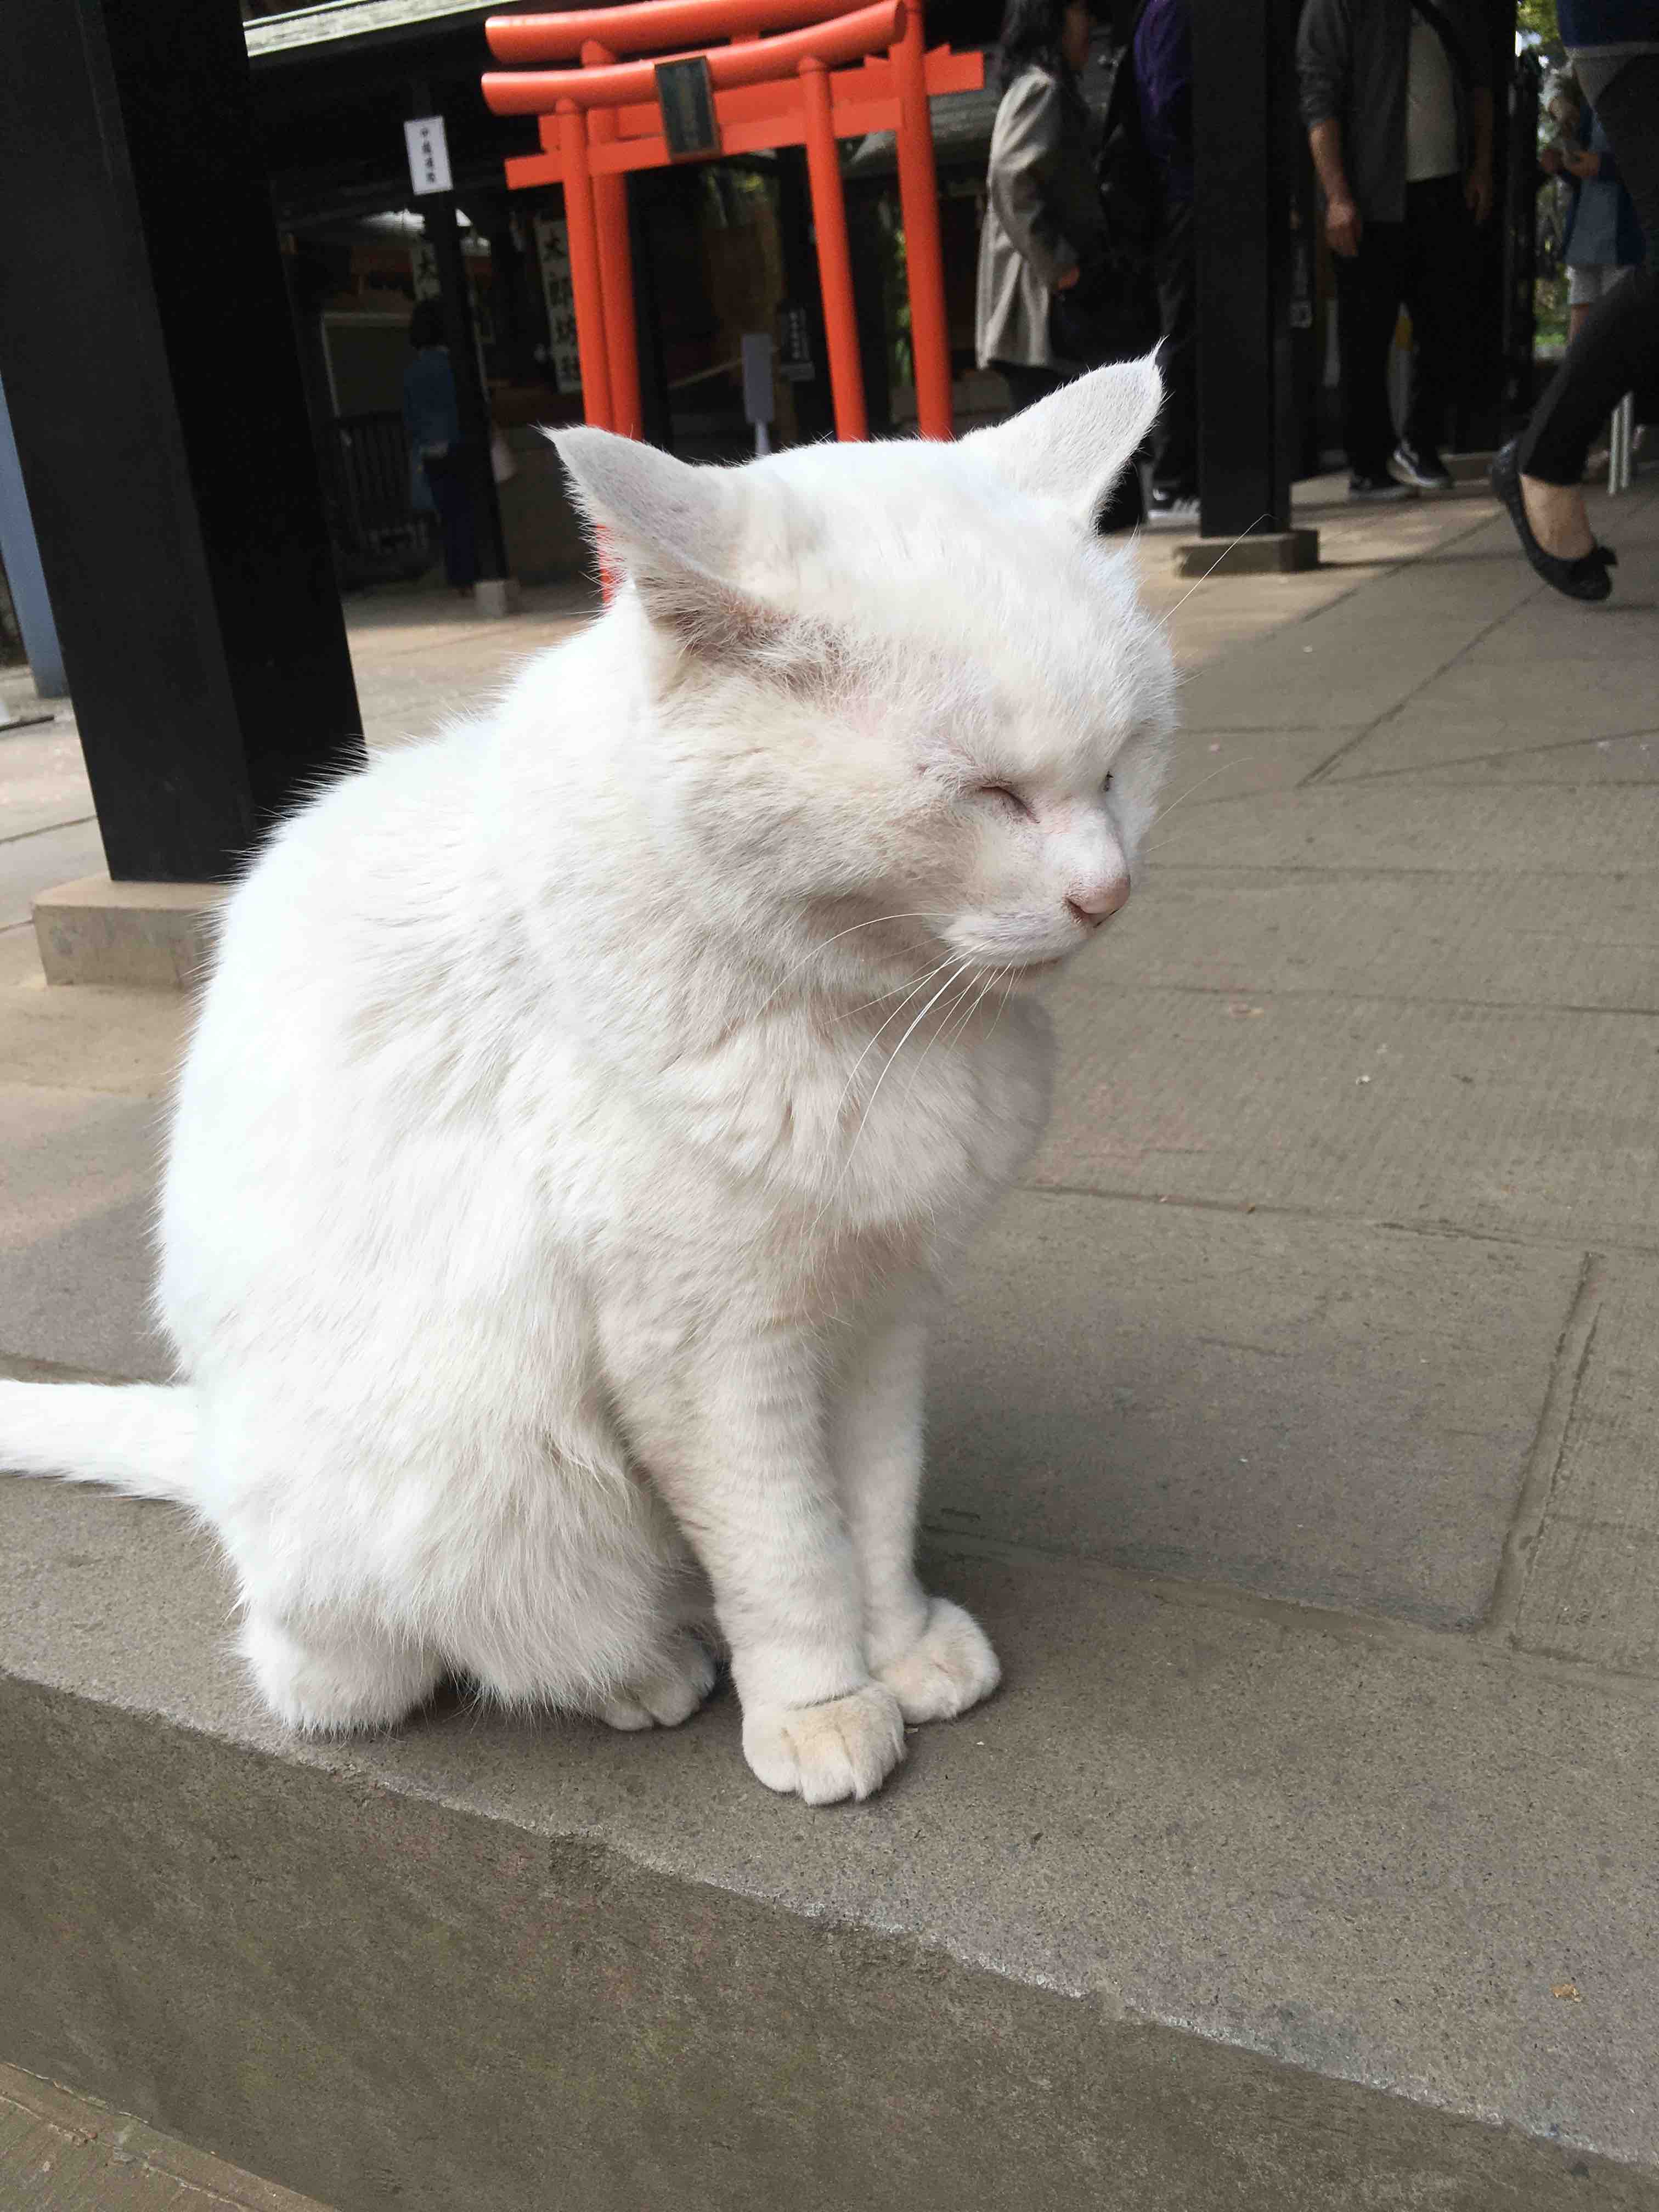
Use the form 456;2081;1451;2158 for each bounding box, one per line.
239;1609;443;1733
443;1474;719;1730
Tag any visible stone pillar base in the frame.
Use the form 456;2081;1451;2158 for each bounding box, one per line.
1170;528;1319;578
33;874;226;989
474;577;522;619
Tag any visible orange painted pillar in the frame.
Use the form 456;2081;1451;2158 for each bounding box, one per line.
798;57;867;441
557;99;614;430
893;7;952;439
582;41;644;438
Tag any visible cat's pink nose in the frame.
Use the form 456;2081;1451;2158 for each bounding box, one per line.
1066;874;1130;928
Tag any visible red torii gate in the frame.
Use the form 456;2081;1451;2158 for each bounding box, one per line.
481;0;982;443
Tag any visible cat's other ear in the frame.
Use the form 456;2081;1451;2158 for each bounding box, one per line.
548;426;776;654
963;353;1164;532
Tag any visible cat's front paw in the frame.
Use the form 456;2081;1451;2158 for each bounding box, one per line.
742;1684;906;1804
877;1598;1000;1724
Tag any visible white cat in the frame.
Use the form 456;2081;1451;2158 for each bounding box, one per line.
0;358;1173;1805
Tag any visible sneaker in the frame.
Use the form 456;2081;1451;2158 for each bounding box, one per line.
1349;472;1418;502
1146;488;1200;526
1389;441;1454;491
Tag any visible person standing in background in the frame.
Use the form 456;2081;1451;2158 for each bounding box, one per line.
976;0;1147;529
1297;0;1494;501
1492;5;1658;600
403;300;477;594
1132;0;1196;524
976;0;1103;419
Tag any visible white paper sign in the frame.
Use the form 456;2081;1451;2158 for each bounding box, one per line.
404;116;452;198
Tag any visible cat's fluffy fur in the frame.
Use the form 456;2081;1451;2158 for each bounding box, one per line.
0;360;1174;1804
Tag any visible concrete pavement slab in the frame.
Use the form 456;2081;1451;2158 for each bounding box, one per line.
1151;781;1659;873
931;1191;1579;1625
1036;986;1659;1249
2;1477;1656;2207
0;1086;167;1379
1153;723;1360;805
0;930;188;1096
1107;865;1659;1009
1516;1254;1659;1675
1;820;106;931
1323;653;1659;783
1399;729;1659;785
0;724;94;842
1176;618;1501;737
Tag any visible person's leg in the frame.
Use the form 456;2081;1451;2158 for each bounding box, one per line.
1517;54;1659;553
1334;218;1408;481
1567;261;1604;348
994;360;1064;415
1400;176;1468;470
1149;198;1198;500
422;453;471;589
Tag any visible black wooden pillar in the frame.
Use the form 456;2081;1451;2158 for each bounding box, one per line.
1193;0;1305;540
0;0;364;884
422;196;511;584
408;81;509;586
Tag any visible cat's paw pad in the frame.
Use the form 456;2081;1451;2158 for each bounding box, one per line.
877;1598;1000;1724
595;1631;719;1731
742;1684;906;1805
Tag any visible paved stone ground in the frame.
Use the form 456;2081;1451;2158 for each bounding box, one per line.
3;471;1658;2210
0;2061;329;2209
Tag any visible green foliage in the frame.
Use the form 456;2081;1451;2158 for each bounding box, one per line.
1517;0;1564;62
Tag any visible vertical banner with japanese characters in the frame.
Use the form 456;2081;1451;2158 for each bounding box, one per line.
410;240;441;301
532;215;583;397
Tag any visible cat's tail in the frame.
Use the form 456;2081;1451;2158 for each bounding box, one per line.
0;1380;199;1504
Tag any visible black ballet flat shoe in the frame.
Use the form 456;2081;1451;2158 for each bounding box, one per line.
1491;442;1615;602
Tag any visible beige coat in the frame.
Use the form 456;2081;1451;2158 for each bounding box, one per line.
975;66;1108;370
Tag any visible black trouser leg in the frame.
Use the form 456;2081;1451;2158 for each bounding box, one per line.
1334;219;1407;477
992;357;1143;530
422;450;478;587
1520;53;1659;485
1401;175;1470;459
1150;198;1198;498
993;360;1064;414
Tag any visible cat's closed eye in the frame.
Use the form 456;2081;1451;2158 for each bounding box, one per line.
1102;772;1114;792
977;783;1030;817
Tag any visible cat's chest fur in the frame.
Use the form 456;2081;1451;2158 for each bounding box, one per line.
521;979;1054;1313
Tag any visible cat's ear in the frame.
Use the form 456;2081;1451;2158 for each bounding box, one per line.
548;426;776;653
963;353;1164;531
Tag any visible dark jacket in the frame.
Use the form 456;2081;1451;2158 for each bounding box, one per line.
1296;0;1491;224
975;65;1106;368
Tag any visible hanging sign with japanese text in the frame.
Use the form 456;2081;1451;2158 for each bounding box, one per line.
532;215;583;396
404;116;453;198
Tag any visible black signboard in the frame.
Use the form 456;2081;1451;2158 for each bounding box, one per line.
776;300;816;383
655;56;720;159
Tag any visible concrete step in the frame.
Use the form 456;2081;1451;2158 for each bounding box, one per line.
3;1402;1657;2212
5;471;1658;2212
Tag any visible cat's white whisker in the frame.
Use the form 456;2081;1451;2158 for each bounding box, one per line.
827;955;961;1126
820;961;971;1224
1164;512;1273;617
749;912;953;1019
